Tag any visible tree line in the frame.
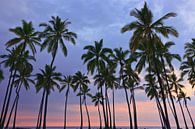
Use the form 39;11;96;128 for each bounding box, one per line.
0;2;195;129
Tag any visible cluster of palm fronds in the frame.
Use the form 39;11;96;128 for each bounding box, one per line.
0;2;195;129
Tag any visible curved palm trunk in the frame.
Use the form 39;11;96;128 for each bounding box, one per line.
97;104;102;129
178;100;188;129
112;88;116;129
84;98;91;129
152;56;171;128
12;81;23;129
0;69;13;126
64;86;70;129
43;91;49;129
185;104;195;129
79;86;83;129
36;90;45;129
160;56;180;129
124;87;133;129
131;90;138;129
1;69;17;128
105;88;112;128
156;100;165;129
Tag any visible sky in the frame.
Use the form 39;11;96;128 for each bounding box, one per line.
0;0;195;127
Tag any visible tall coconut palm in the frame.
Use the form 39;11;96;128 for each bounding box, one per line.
91;92;103;129
5;51;35;128
60;75;74;129
181;39;195;88
35;65;61;129
0;48;35;128
111;47;134;129
73;71;90;129
39;16;77;66
121;2;178;128
178;90;195;129
82;39;112;127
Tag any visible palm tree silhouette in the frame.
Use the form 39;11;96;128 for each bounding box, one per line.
121;2;178;128
91;92;103;129
60;75;74;129
82;39;112;128
73;71;90;129
35;65;61;129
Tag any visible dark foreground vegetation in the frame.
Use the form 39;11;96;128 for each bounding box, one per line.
0;2;195;129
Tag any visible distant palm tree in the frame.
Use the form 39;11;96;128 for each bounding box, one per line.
178;90;195;129
39;16;77;66
82;39;112;127
35;65;61;129
91;92;103;129
77;84;92;129
73;71;90;129
60;75;74;129
180;39;195;88
121;2;178;128
168;73;188;129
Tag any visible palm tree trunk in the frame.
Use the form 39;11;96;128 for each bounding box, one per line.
43;91;49;129
79;86;83;129
131;91;138;129
156;100;165;129
112;88;116;129
152;56;171;129
97;104;102;129
106;88;112;128
104;87;109;127
12;81;22;129
178;100;188;129
1;69;17;128
64;86;70;129
124;87;133;129
160;56;180;129
0;69;13;126
185;104;195;129
36;90;45;129
84;98;91;129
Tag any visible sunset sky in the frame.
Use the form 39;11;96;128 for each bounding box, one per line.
0;0;195;127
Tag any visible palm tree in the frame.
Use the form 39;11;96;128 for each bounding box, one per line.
181;39;195;88
77;84;92;129
0;48;35;128
60;75;74;129
121;2;178;128
35;65;61;129
5;20;40;55
178;90;195;129
82;39;112;127
39;16;77;66
5;51;35;128
91;92;103;129
168;73;188;129
0;68;4;83
73;71;90;129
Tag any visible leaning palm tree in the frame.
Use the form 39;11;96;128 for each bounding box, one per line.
39;16;77;66
73;71;90;129
121;2;178;128
180;39;195;88
82;39;112;128
5;51;35;128
60;75;74;129
35;65;61;129
178;90;195;129
91;92;103;129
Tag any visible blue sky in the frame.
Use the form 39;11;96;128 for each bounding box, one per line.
0;0;195;127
